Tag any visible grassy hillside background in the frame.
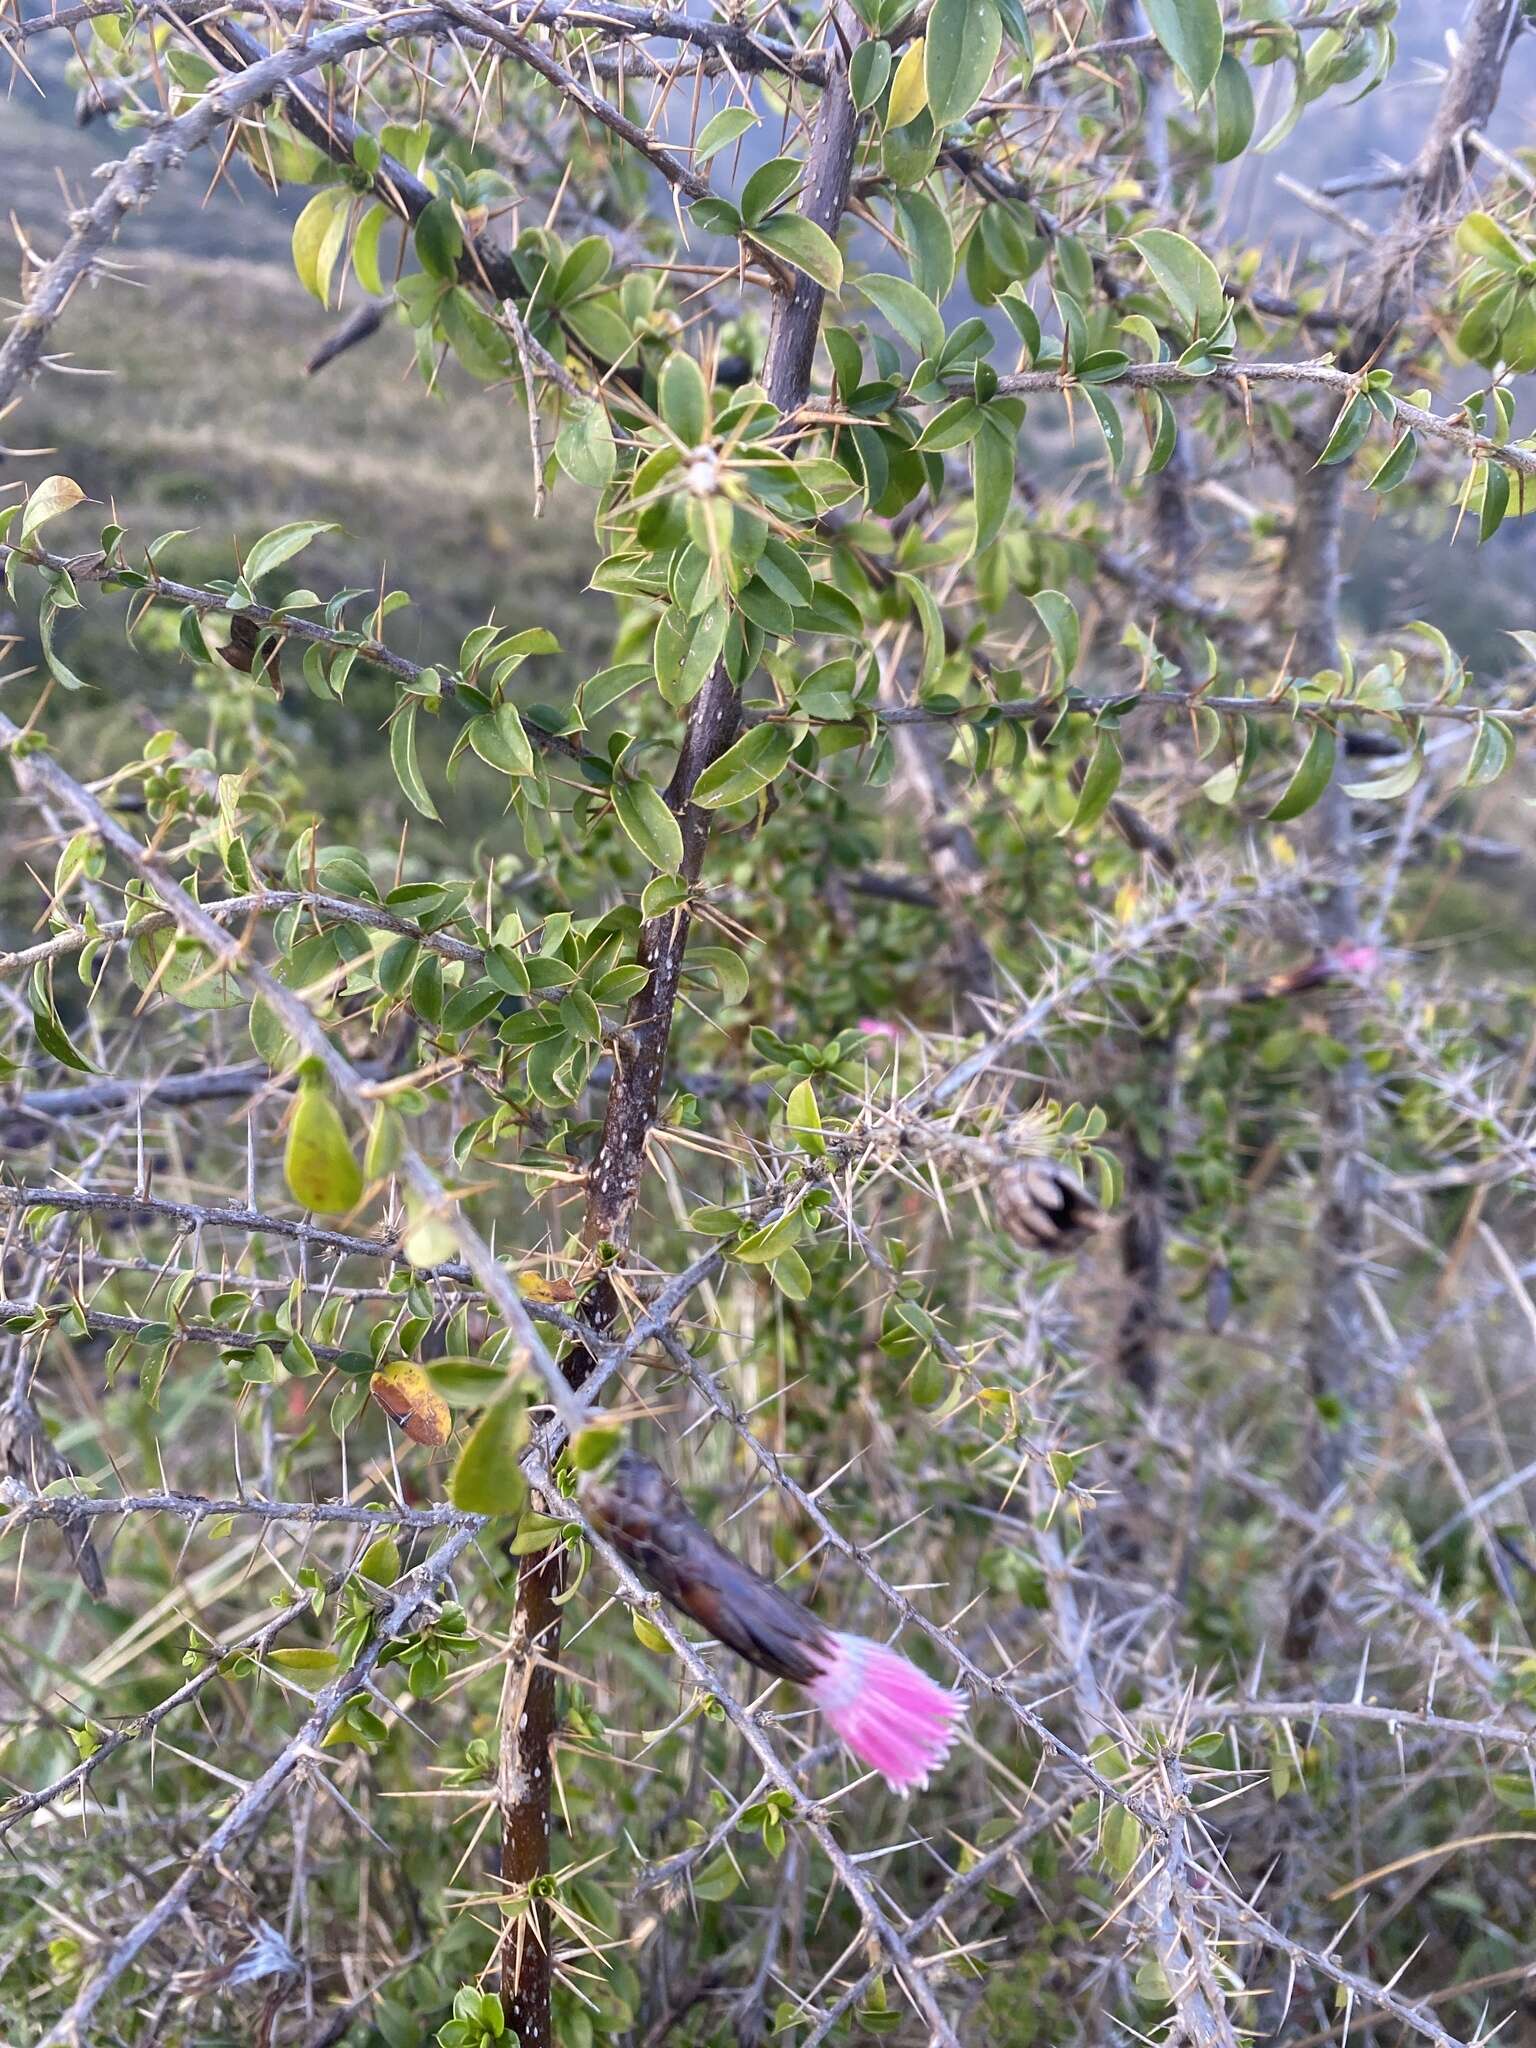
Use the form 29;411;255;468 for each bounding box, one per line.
7;15;1536;962
3;54;606;868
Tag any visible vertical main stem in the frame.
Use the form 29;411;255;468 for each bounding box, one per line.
496;23;863;2040
1281;463;1366;1661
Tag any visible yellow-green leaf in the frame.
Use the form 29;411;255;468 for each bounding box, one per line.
284;1076;364;1215
632;1610;671;1653
448;1391;529;1515
270;1647;343;1674
358;1533;402;1585
785;1077;824;1155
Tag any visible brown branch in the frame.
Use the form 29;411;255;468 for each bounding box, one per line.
526;1447;966;2047
494;16;864;2037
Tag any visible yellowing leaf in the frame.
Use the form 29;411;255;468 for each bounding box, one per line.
887;38;929;128
19;475;86;548
284;1076;364;1215
369;1363;452;1448
517;1270;579;1303
292;188;346;304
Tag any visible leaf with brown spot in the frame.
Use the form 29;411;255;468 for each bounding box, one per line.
370;1362;452;1447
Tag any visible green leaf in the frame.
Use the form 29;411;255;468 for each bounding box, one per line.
390;699;441;823
692;1853;740;1902
688;195;744;238
613;777;685;873
970;411;1016;555
571;1421;623;1472
448;1392;529;1515
658;351;709;446
655;599;728;707
1343;737;1423;802
1100;1803;1144;1882
740;155;802;227
1130;228;1226;335
244;520;339;587
632;1610;671;1653
1478;459;1511;543
684;945;749;1005
556;400;617;489
39;606;86;692
1457;211;1523;270
769;1246;813;1299
924;0;1002;125
1029;589;1079;681
694;105;758;164
31;986;96;1073
1366;431;1417;493
850;39;893;111
271;1646;344;1674
734;1207;804;1262
1201;717;1257;805
440;287;513;383
1067;731;1122;833
468;702;536;779
414;197;463;279
1145;391;1179;475
749;216;844;294
854;273;946;361
1315;391;1373;467
1211;52;1255;161
691;724;795;809
1143;0;1224;100
552;236;612;305
1266;723;1336;822
893;188;956;303
1464;715;1514;788
426;1358;511;1405
352;203;391;295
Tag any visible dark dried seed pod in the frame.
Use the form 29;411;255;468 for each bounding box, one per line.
994;1162;1105;1253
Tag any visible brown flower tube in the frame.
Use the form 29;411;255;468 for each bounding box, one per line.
583;1452;964;1792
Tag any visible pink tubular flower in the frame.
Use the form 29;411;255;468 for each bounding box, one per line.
807;1633;967;1791
858;1017;902;1044
1326;942;1380;978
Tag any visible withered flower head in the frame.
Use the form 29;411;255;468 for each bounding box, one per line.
994;1162;1105;1254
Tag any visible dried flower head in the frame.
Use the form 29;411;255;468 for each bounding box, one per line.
994;1162;1105;1254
